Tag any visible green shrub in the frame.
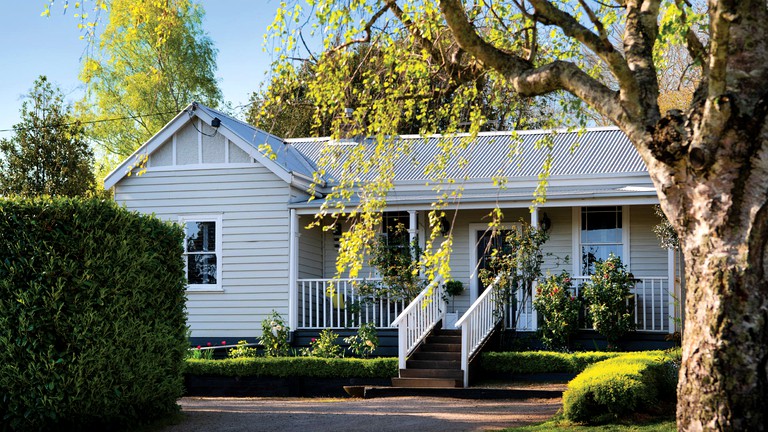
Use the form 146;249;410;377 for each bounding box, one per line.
0;197;187;431
259;311;291;356
533;271;581;350
563;353;678;424
302;329;343;358
480;350;673;375
184;357;398;378
228;340;259;359
482;351;618;374
344;322;379;358
583;255;636;347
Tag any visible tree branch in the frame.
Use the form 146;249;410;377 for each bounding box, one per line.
577;0;609;42
621;0;662;125
385;0;480;87
688;0;736;171
437;0;625;126
673;0;707;76
331;6;388;53
524;0;642;121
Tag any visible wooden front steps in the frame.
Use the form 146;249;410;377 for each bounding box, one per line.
391;329;463;388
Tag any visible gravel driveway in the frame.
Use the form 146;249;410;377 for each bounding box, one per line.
161;396;560;431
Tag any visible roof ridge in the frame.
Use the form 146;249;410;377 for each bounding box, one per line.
283;126;622;143
195;103;288;145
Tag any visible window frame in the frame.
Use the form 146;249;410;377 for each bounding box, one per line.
572;206;630;276
179;214;223;293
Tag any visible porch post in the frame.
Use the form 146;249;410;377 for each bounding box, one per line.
288;209;299;331
530;207;539;331
668;247;676;334
408;210;418;245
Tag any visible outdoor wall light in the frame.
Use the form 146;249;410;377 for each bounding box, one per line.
540;212;552;231
439;216;451;235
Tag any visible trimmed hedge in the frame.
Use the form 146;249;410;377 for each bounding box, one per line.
0;197;187;431
185;357;398;378
481;350;671;374
562;353;678;423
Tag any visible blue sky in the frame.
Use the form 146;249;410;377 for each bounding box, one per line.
0;0;286;138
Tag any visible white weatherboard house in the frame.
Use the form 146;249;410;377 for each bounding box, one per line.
106;102;682;387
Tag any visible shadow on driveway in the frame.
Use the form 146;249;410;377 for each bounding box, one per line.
161;396;561;431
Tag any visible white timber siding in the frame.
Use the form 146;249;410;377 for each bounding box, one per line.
538;206;573;276
299;222;324;279
321;217;381;278
629;205;668;276
115;165;292;339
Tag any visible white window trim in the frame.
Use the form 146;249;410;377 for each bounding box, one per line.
179;214;224;293
571;206;630;276
468;222;521;303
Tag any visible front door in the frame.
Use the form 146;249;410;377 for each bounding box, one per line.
469;223;519;301
475;228;515;294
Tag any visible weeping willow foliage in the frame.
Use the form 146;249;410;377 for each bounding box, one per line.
259;1;607;285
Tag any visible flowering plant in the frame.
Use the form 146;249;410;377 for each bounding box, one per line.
344;322;379;358
302;328;343;358
228;340;259;358
583;254;637;348
533;271;581;351
259;310;291;356
187;345;213;360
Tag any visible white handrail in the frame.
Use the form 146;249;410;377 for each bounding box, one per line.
391;277;445;370
455;274;504;388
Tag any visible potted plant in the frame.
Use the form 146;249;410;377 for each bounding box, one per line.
442;280;464;328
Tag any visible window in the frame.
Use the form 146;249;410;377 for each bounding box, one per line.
181;215;222;291
580;206;623;275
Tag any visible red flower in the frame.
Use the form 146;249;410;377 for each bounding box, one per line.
206;342;212;346
196;345;201;349
222;341;227;345
311;338;317;343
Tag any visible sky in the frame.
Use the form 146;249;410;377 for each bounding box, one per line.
0;0;286;139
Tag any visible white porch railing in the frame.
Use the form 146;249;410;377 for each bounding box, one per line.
297;278;409;329
391;277;445;370
503;284;536;331
571;276;671;332
455;275;504;388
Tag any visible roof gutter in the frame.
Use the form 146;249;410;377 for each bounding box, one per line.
290;173;324;199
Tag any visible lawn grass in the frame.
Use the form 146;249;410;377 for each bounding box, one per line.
503;415;676;431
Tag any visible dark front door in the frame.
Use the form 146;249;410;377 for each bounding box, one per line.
475;229;515;294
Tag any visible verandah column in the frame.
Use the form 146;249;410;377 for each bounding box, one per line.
530;207;539;331
408;210;417;245
288;209;299;331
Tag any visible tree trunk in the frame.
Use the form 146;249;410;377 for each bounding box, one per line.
660;122;768;430
677;241;768;430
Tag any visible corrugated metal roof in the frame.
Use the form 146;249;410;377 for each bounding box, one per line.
287;128;645;184
196;104;318;178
